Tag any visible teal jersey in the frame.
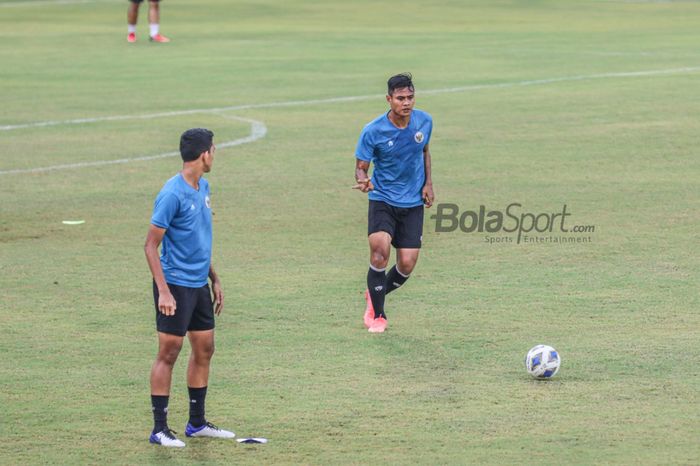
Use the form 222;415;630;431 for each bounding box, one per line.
151;173;212;288
355;109;432;208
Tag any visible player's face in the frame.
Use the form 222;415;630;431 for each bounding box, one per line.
387;87;415;118
203;144;215;172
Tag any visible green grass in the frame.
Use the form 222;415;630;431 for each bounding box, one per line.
1;0;699;464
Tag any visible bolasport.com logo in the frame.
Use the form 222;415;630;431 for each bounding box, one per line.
429;203;595;245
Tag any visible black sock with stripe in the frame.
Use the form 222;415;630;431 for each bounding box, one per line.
385;265;410;294
188;386;207;428
367;265;387;319
151;395;169;433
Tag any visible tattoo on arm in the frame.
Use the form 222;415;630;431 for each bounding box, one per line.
355;159;370;181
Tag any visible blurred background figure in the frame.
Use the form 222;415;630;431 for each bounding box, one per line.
127;0;170;43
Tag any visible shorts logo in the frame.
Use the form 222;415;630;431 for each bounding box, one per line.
374;285;384;292
414;131;424;143
205;196;211;209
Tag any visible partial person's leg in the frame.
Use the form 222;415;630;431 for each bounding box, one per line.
185;329;235;438
368;231;391;319
186;330;215;427
127;1;139;25
386;248;419;294
150;332;184;432
148;1;170;41
127;0;140;40
386;204;423;296
148;1;159;26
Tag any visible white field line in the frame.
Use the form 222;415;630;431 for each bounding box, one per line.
0;116;267;175
417;66;700;96
2;66;699;133
1;66;699;175
0;0;112;8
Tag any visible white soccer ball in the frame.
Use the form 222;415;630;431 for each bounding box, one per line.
525;344;561;379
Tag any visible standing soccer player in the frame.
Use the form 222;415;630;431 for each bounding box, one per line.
353;73;435;333
127;0;170;43
144;128;235;447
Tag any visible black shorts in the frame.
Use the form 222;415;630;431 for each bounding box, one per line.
368;200;424;249
130;0;160;4
153;281;214;336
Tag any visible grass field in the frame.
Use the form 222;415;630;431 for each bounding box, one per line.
1;0;699;464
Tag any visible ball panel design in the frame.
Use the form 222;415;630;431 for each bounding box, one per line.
525;344;561;379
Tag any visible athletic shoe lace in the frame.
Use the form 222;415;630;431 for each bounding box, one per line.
162;428;178;440
205;422;220;431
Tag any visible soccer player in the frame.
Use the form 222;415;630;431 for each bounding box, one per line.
144;128;234;447
353;73;435;333
127;0;170;43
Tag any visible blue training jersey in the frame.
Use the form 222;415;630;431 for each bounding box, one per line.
151;173;212;288
355;109;432;208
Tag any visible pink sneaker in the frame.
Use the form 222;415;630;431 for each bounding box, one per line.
127;32;136;43
149;34;170;43
368;317;387;333
363;289;375;329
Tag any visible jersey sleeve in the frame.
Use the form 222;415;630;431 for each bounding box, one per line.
355;125;375;162
151;191;179;229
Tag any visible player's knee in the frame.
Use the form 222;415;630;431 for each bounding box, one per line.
201;342;215;360
398;258;417;275
192;340;215;363
158;342;183;365
370;250;389;269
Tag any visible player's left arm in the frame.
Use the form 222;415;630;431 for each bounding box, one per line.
422;143;435;208
208;264;224;315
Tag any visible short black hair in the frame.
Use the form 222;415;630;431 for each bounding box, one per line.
387;73;414;95
180;128;214;162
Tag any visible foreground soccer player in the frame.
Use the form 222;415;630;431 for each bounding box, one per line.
144;128;234;447
353;73;435;333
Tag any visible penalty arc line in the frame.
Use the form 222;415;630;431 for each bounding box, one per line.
2;66;700;175
0;116;267;175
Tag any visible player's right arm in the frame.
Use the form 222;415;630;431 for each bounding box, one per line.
353;124;375;193
353;159;374;192
144;225;177;316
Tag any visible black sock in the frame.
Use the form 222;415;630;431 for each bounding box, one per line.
188;386;207;427
151;395;169;433
385;265;410;294
367;266;387;319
